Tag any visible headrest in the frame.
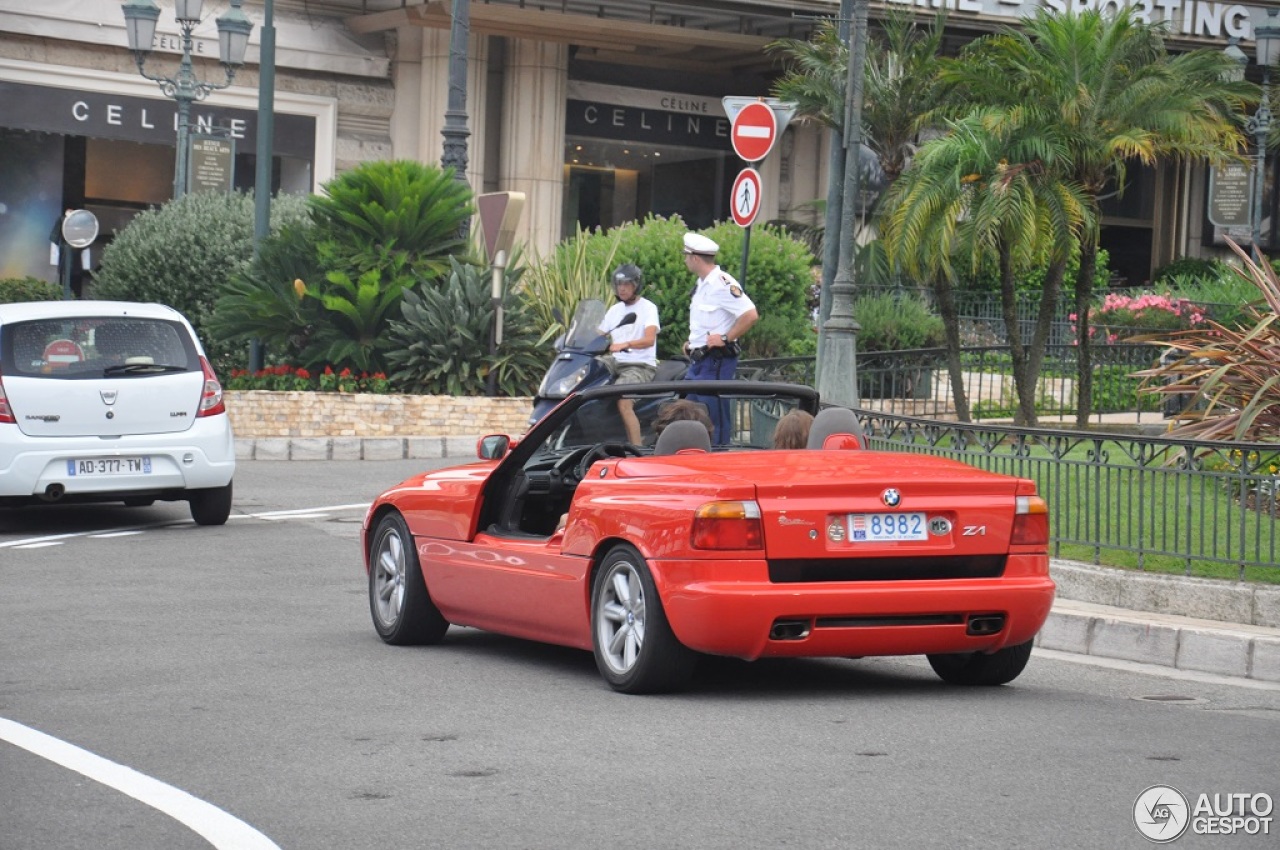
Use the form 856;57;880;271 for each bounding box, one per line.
806;407;865;450
654;419;712;456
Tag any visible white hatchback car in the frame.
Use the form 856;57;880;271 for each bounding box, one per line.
0;300;235;524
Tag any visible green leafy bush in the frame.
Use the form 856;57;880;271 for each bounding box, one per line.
92;191;310;375
520;226;620;341
387;259;545;396
565;215;815;359
1152;256;1227;285
1159;267;1262;332
0;276;61;303
854;291;945;351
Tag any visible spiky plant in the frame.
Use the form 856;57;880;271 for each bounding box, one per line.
1135;239;1280;441
386;258;546;396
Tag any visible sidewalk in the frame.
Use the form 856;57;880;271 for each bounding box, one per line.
236;435;1280;685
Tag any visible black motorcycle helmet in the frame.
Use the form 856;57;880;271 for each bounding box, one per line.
611;264;644;300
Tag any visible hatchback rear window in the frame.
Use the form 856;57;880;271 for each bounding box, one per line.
0;317;199;379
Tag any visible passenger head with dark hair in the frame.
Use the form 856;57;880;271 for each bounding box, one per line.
651;399;714;442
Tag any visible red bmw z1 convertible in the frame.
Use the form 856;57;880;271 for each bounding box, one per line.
362;381;1055;694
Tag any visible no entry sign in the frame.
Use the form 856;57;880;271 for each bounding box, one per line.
730;101;777;163
731;168;763;227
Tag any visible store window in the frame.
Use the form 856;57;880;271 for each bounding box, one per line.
563;84;736;237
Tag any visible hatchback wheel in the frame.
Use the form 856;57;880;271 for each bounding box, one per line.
369;512;448;645
591;544;695;694
188;481;232;526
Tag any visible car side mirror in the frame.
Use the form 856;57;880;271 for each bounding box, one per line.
477;434;512;460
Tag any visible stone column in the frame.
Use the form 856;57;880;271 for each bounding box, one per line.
388;24;487;191
500;38;568;257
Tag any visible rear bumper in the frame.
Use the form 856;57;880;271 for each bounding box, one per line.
0;419;235;499
653;555;1055;661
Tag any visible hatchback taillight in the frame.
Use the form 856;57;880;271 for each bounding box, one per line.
691;501;764;550
0;370;12;424
1011;495;1049;546
197;356;226;417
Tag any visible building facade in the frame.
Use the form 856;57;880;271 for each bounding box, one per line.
0;0;1273;288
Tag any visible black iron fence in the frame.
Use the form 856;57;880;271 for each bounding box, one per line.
741;343;1168;424
855;409;1279;580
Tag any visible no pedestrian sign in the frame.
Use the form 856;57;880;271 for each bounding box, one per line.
731;168;763;228
730;101;777;163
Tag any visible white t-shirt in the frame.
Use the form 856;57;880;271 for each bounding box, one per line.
687;266;756;347
599;297;660;366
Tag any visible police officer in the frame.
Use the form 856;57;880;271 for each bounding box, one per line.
680;232;758;444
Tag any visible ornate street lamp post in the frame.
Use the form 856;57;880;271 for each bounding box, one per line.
441;0;472;239
1248;9;1280;256
121;0;253;200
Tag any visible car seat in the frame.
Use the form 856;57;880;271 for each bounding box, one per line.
806;407;866;450
654;419;712;455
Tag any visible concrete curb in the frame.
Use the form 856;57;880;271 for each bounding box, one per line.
1039;600;1280;684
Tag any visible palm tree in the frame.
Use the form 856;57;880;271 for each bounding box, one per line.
940;9;1251;426
882;108;1089;425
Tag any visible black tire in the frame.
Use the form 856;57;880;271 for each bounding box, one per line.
368;512;449;646
927;638;1035;686
188;481;232;526
591;544;696;694
122;497;155;507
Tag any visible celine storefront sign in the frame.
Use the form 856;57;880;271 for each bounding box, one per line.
0;80;314;158
566;81;731;151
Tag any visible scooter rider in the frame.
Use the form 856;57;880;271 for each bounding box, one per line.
598;263;660;445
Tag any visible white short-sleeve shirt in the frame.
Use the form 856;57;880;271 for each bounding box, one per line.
687;266;755;347
599;297;660;366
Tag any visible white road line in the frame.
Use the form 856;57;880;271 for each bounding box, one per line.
90;531;145;539
0;717;281;850
0;503;370;549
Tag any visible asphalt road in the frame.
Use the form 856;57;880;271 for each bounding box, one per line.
2;459;1278;849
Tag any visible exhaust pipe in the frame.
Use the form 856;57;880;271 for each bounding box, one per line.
769;619;811;641
40;482;66;503
966;614;1005;636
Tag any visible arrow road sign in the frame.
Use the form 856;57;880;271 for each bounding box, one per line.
731;167;763;228
729;101;777;163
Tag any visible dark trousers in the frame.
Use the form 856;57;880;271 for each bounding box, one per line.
683;353;738;445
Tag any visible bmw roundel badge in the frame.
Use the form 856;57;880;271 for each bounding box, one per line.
881;488;901;507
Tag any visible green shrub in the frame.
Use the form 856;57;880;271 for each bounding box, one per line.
0;276;61;303
568;215;815;359
1152;256;1227;285
1158;266;1262;332
854;291;945;351
386;259;545;396
520;226;621;341
91;191;310;375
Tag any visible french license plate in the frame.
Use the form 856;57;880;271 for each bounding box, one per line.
848;512;927;542
67;457;152;476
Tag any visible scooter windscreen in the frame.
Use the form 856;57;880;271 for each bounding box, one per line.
561;299;609;349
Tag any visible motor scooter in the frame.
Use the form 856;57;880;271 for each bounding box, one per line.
529;299;688;426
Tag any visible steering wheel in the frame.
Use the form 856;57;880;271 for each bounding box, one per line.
572;442;643;480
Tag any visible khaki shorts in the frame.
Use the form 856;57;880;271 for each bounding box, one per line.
613;361;657;386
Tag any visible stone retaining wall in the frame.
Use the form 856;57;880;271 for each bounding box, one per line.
225;391;533;438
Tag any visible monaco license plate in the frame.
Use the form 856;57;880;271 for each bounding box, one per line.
67;457;152;476
848;512;927;542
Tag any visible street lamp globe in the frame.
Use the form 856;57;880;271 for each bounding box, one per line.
174;0;204;25
217;3;253;68
1255;9;1280;68
121;0;159;60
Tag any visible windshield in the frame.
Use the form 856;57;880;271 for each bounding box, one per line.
562;299;609;349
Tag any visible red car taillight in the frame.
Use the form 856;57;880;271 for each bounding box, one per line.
691;501;764;550
0;370;13;424
197;356;226;417
1011;495;1049;546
